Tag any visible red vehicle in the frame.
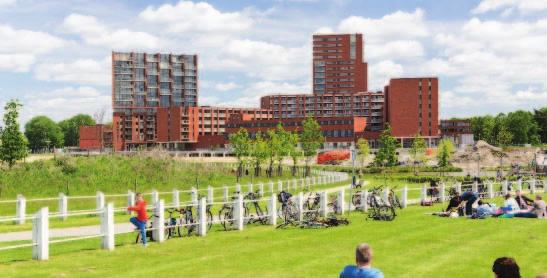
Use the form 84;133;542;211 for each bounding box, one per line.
317;149;350;165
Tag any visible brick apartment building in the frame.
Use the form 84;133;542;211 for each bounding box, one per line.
82;32;441;151
384;77;439;147
79;125;112;150
225;115;367;149
440;119;474;146
313;33;367;94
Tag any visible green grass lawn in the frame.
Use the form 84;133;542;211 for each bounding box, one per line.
1;199;546;277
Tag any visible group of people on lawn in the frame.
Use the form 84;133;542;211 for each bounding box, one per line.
442;189;547;219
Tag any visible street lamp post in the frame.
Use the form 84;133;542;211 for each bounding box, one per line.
350;145;357;187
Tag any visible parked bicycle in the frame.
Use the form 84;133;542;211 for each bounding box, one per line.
219;192;241;231
276;191;299;229
243;191;268;225
388;187;402;210
366;186;395;221
135;214;170;244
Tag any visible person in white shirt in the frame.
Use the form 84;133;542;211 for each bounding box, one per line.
503;193;520;214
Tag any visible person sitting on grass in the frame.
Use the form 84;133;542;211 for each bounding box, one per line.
340;243;383;278
492;257;521;278
503;193;520;213
514;190;533;210
128;193;148;246
460;190;479;216
445;191;463;215
514;195;547;219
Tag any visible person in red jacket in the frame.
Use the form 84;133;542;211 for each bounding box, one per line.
128;193;148;246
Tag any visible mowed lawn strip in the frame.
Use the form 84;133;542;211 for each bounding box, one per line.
1;202;546;277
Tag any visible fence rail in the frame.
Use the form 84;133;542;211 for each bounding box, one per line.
3;173;542;262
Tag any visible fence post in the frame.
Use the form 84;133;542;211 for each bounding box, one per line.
420;185;427;203
456;182;462;194
530;179;536;194
248;183;253;193
320;191;328;218
487;181;494;199
198;197;207;237
127;190;135;214
278;181;283;192
338;189;345;214
235;184;241;194
152;200;165;242
207;186;214;204
151;190;159;205
96;191;105;211
59;193;68;221
191;188;198;205
517;179;522;191
258;183;264;197
544;178;547;193
361;190;369;211
472;181;478;193
223;186;229;202
234;193;244;231
16;194;26;225
297;192;304;222
268;181;274;193
268;195;277;226
502;180;508;195
32;207;49;260
401;186;408;208
440;183;446;203
172;189;180;208
101;203;114;250
383;188;389;205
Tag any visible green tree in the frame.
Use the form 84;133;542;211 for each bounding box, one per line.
470;115;495;143
356;138;370;167
496;125;513;148
286;132;301;176
250;132;268;177
266;129;278;178
505;110;540;145
374;124;399;167
58;114;95;147
274;124;290;176
534;107;547;143
0;100;28;168
436;139;454;168
300;117;324;176
24;116;64;152
409;134;427;175
228;128;251;181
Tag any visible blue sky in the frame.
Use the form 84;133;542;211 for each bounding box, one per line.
0;0;546;125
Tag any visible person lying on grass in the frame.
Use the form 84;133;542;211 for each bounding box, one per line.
128;193;148;246
514;190;533;210
340;243;383;278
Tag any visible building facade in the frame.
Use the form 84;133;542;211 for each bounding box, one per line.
384;77;439;147
260;91;384;131
313;33;368;94
440;119;474;146
79;125;112;150
226;115;367;149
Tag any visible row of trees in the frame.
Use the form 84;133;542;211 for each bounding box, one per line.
24;114;96;152
467;108;546;146
229;117;325;180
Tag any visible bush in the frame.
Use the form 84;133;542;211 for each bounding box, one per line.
55;156;78;175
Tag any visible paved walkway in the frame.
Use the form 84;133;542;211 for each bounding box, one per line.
0;183;354;243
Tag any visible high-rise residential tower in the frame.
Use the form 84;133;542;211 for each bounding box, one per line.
312;33;368;95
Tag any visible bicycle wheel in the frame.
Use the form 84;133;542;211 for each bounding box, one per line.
164;222;171;239
185;212;195;236
255;204;266;224
379;205;395;221
135;232;141;244
392;193;402;209
207;210;213;231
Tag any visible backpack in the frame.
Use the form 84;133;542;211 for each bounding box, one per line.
277;191;292;203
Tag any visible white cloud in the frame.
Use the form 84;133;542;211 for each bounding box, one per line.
61;13;159;50
218;81;309;107
21;87;111;124
369;60;403;89
34;57;110;86
0;24;64;72
215;39;309;81
472;0;547;14
139;1;252;33
214;82;239;91
0;0;16;8
337;9;429;44
367;40;424;60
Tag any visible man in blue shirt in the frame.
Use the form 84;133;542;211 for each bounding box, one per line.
340;243;384;278
461;190;479;216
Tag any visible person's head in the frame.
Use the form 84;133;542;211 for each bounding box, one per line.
135;193;144;202
504;193;512;200
355;243;373;267
515;190;522;196
536;273;547;278
536;195;543;201
492;257;520;278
